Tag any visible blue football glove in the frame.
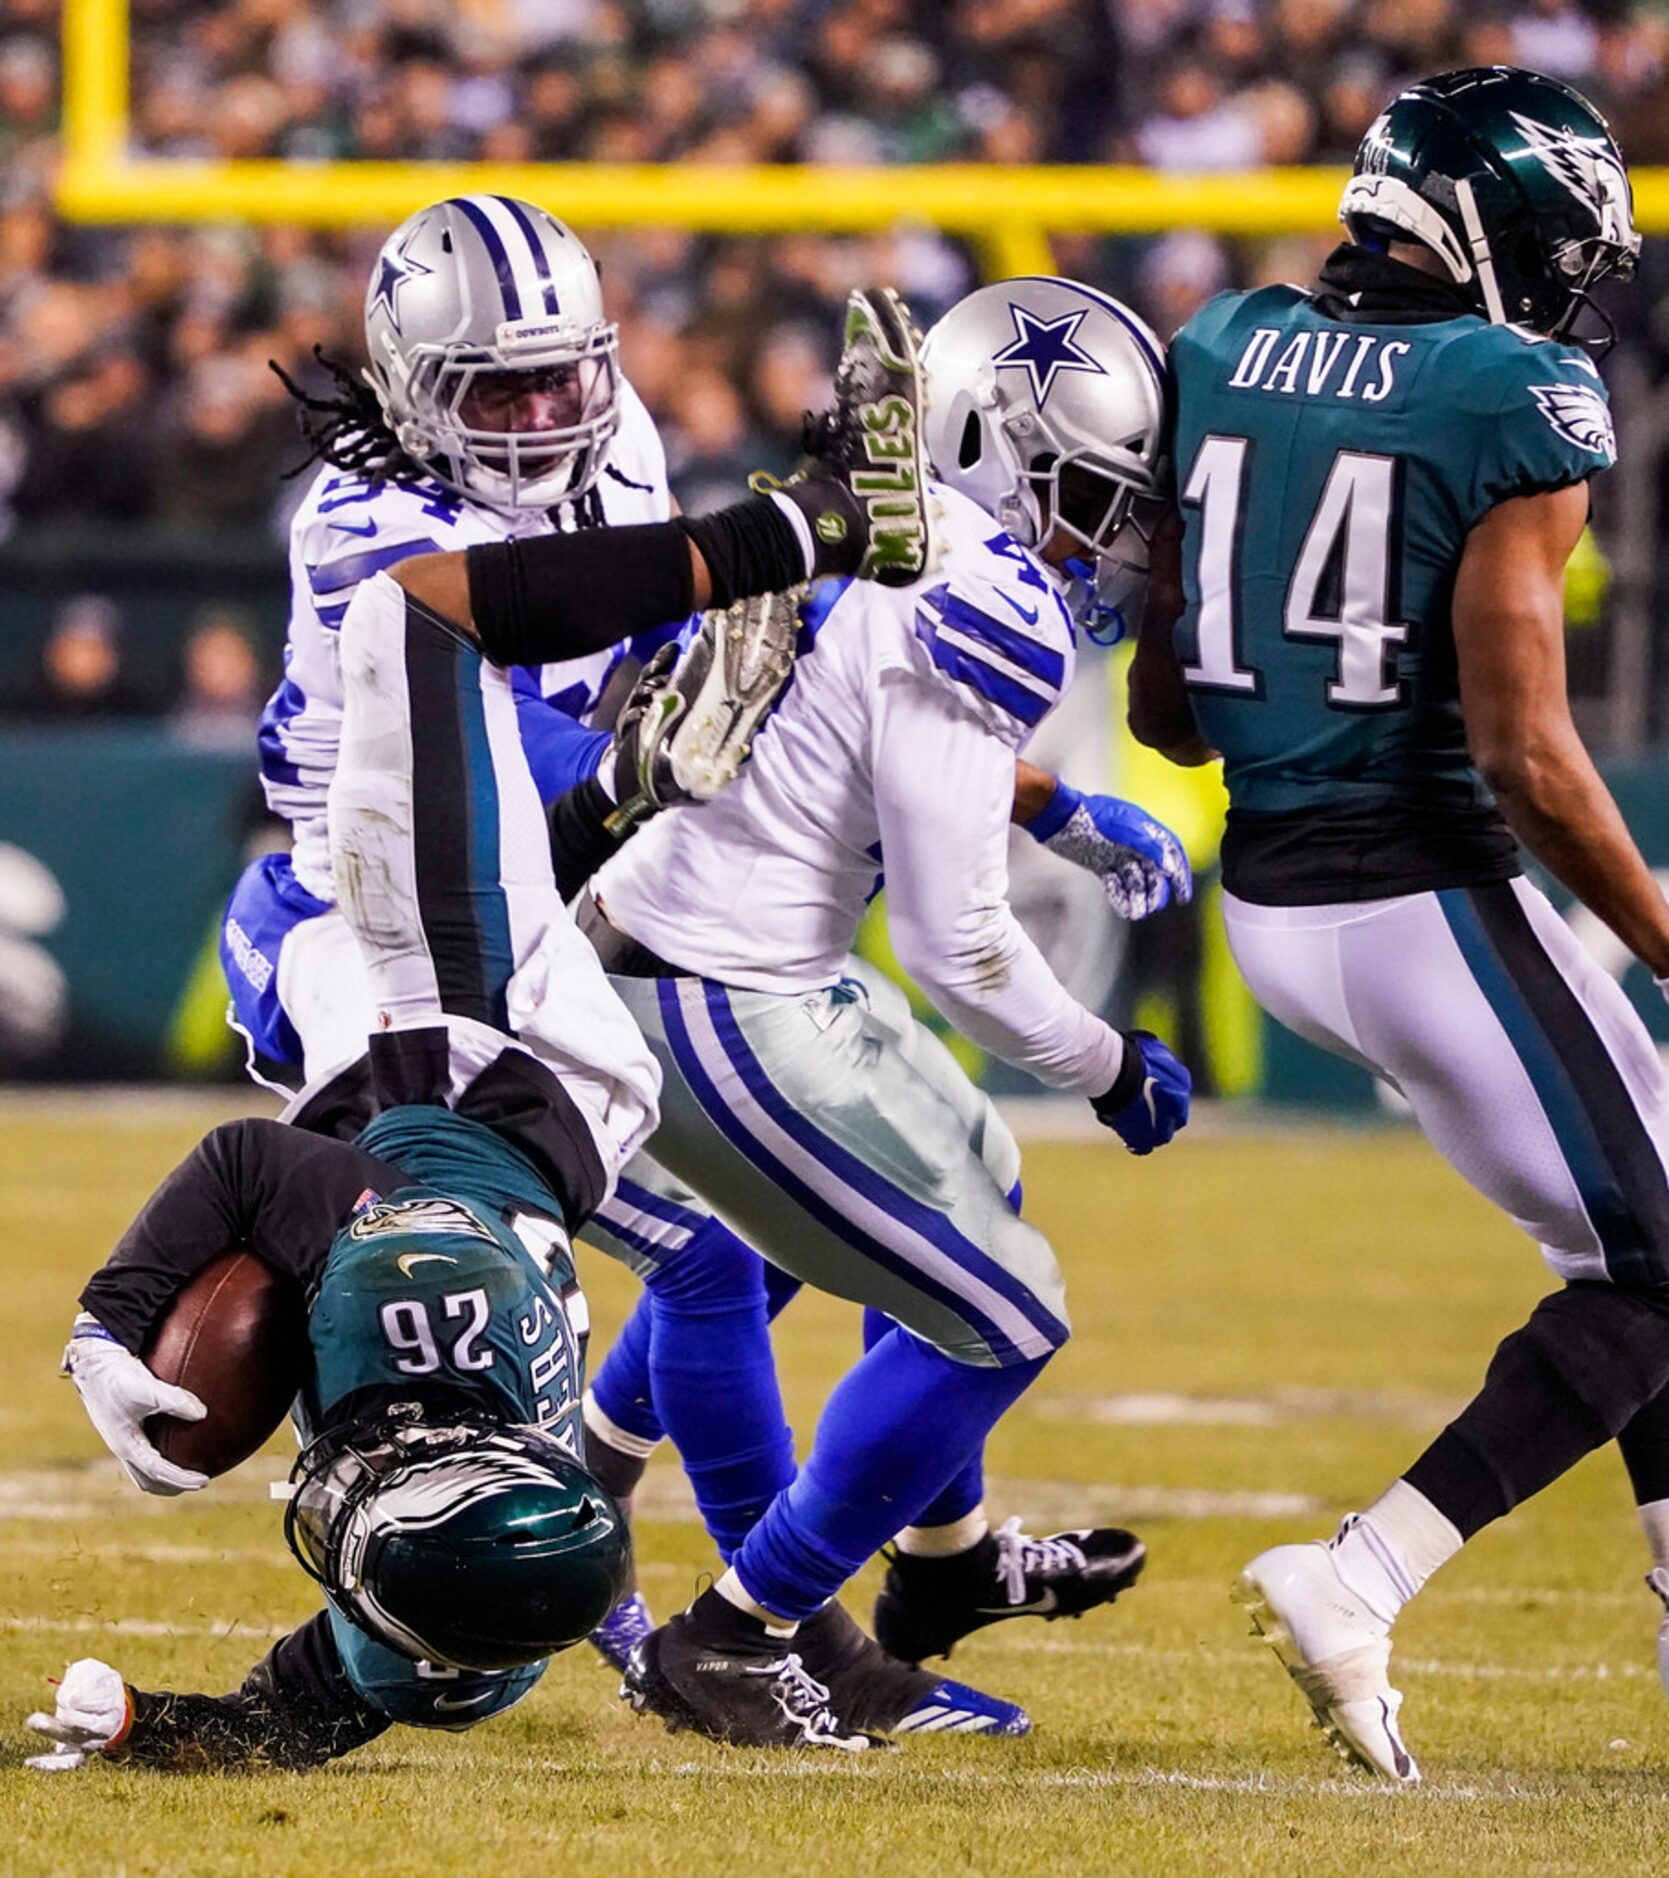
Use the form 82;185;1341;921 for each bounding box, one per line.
1089;1030;1191;1155
1027;780;1192;921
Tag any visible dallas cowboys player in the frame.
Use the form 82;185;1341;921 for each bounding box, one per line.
558;277;1193;1747
226;195;820;1670
1131;67;1669;1781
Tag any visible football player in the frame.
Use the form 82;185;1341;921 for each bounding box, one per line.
228;198;1192;1686
1130;67;1669;1782
544;276;1191;1746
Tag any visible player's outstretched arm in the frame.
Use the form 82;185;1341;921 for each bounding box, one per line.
395;285;935;665
27;1616;389;1774
1454;483;1669;981
1127;509;1216;766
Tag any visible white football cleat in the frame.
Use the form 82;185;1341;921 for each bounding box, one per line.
1236;1540;1420;1784
1647;1567;1669;1693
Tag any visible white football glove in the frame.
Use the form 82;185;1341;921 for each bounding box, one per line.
63;1314;209;1496
26;1658;132;1772
1656;972;1669;1008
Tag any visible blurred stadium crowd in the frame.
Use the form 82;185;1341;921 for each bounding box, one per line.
1;0;1666;718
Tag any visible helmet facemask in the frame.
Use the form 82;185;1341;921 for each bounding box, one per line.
376;320;621;514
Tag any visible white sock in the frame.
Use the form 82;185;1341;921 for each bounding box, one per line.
1328;1479;1463;1625
897;1506;989;1558
580;1389;660;1461
714;1567;798;1638
1638;1497;1669;1571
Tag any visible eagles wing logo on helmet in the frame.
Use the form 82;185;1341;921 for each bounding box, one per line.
1529;382;1616;462
1508;110;1634;248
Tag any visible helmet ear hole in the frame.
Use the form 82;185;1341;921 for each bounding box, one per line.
958;410;982;470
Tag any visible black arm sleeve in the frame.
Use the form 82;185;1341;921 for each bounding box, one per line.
464;495;810;668
80;1119;407;1352
118;1611;390;1772
466;522;696;668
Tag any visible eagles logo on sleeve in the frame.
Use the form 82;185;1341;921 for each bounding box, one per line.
1529;382;1616;463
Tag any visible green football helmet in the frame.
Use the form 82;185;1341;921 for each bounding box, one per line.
285;1404;630;1672
1341;66;1639;340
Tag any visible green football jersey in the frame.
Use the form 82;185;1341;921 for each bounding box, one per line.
301;1106;585;1457
1170;282;1615;901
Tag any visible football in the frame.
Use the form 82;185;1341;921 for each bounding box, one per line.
142;1250;308;1478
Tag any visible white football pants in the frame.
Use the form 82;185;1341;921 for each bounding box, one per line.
1225;877;1669;1289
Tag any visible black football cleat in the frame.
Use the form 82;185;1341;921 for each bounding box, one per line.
792;1602;1030;1738
620;1588;881;1751
873;1516;1147;1665
766;287;936;588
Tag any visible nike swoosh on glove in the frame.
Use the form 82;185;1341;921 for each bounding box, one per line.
1026;781;1191;921
1089;1030;1191;1155
26;1659;133;1771
63;1314;209;1495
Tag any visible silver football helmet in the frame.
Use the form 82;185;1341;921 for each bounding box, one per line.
363;196;620;514
921;278;1167;634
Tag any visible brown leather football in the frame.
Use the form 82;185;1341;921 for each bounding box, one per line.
142;1250;307;1477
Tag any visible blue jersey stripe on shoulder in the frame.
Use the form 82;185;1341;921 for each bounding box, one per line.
926;586;1066;690
914;611;1053;728
308;539;443;596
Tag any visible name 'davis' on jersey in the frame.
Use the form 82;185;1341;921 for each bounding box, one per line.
1227;328;1412;402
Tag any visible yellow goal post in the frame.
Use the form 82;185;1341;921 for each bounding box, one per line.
59;0;1669;273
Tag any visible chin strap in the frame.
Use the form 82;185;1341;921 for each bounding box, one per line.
1454;178;1508;326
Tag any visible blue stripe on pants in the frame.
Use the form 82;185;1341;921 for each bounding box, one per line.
701;981;1070;1354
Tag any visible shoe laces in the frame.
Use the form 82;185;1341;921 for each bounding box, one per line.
994;1516;1087;1605
760;1652;848;1742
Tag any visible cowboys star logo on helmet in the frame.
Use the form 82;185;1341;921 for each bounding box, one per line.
992;305;1108;408
369;227;434;337
1529;382;1616;462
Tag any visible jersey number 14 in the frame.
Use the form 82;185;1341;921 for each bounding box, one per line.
1182;437;1409;709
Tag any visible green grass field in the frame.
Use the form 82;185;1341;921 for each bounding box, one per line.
3;1094;1666;1876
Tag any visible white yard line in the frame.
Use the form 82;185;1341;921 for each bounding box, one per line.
1;1614;291;1640
436;1750;1541;1805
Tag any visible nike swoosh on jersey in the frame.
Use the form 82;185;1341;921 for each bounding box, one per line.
433;1690;496;1711
994;590;1040;626
396;1252;458;1276
330;518;379;538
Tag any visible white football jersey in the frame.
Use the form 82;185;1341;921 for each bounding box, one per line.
261;378;672;901
596;484;1127;1097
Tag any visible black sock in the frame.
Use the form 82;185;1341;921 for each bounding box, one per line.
584;1421;651;1503
891;1534;997;1585
685;1583;781;1644
1619;1379;1669;1506
1405;1282;1669;1541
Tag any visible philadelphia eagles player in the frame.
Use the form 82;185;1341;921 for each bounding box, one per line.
29;1032;635;1769
1130;66;1669;1782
